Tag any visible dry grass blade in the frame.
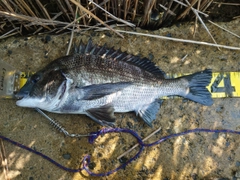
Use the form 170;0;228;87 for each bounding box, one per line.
208;20;240;39
0;139;9;180
70;0;124;38
0;27;19;39
66;4;79;56
184;0;220;50
57;0;71;22
0;11;70;26
35;0;53;29
35;0;51;21
112;29;240;50
158;3;176;16
178;0;198;20
201;0;213;12
173;0;209;17
141;0;156;26
193;0;201;37
64;0;75;17
32;12;63;35
18;0;36;17
213;2;240;6
1;0;14;13
88;0;135;27
132;0;138;21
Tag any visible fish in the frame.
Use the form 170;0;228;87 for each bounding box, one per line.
15;39;213;127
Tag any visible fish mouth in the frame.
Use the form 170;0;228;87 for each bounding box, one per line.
15;80;34;100
15;92;29;106
15;91;28;100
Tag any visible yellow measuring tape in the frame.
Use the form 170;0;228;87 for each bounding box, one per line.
208;72;240;98
18;72;240;98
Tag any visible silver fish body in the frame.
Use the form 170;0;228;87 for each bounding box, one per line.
16;39;213;126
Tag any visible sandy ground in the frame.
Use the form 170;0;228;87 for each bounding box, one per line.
0;18;240;180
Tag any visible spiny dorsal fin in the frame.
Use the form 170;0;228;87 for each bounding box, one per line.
74;38;165;77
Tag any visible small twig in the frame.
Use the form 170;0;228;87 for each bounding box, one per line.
117;127;161;160
181;54;188;62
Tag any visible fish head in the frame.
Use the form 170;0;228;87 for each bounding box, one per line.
16;65;67;109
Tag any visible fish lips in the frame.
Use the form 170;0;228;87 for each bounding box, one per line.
15;81;34;100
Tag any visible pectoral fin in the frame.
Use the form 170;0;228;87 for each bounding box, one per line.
86;104;115;127
80;82;132;100
136;100;163;127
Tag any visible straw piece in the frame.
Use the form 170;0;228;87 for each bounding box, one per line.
117;127;161;160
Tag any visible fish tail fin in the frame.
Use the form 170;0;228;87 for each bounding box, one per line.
183;69;213;106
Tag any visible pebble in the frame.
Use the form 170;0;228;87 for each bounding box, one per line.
235;170;240;178
88;162;96;170
236;161;240;167
62;153;71;160
212;133;219;140
216;105;224;113
119;157;128;164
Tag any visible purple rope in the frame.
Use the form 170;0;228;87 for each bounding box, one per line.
1;128;240;176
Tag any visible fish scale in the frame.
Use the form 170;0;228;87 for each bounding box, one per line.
16;39;213;127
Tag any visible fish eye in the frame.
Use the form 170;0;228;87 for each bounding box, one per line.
31;74;41;83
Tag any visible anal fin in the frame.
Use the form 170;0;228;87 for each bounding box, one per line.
136;100;163;127
86;104;115;127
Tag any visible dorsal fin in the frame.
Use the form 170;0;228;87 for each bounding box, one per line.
74;38;165;77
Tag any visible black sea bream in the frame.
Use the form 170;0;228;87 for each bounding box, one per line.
16;39;213;126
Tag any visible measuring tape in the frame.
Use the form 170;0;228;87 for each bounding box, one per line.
208;72;240;98
17;72;240;99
